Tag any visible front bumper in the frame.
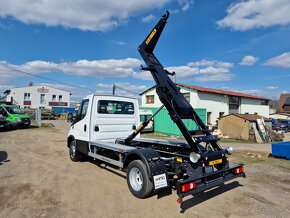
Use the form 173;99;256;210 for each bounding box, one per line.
177;164;245;198
0;121;6;128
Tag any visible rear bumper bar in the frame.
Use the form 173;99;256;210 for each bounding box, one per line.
177;164;245;198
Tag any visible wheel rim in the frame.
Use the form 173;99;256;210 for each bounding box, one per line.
70;143;76;158
129;167;143;191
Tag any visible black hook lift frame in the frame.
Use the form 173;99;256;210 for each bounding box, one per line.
126;11;222;153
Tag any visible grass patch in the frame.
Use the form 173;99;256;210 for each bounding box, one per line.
219;138;255;144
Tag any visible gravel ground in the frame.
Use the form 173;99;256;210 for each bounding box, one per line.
0;120;289;218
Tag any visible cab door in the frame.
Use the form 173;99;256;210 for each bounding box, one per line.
71;98;91;155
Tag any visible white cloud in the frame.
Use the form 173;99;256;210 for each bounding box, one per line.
110;40;126;46
132;71;152;80
96;82;147;98
0;58;142;82
142;14;155;23
0;0;170;31
199;66;229;74
166;66;199;78
239;55;259;66
188;60;215;67
178;0;194;11
266;86;279;90
217;0;290;31
263;52;290;68
133;59;235;82
97;82;147;92
195;73;234;82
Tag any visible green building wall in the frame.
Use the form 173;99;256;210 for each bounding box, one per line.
140;107;207;137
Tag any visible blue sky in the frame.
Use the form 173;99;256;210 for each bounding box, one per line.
0;0;289;101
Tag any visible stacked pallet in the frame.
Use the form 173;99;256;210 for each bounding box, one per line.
24;109;56;120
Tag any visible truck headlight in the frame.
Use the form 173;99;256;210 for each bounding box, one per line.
189;152;200;163
16;117;22;122
225;146;234;155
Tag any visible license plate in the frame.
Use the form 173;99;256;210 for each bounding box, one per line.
24;122;29;124
153;173;168;189
209;159;222;166
0;125;4;128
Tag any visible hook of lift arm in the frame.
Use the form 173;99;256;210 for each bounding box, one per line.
162;11;170;21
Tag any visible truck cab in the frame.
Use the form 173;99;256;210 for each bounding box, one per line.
68;95;140;155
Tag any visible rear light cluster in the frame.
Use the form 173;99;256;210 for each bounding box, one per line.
181;181;196;192
234;166;244;175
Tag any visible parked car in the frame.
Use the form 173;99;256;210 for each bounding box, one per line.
0;104;31;128
273;120;290;132
0;114;7;129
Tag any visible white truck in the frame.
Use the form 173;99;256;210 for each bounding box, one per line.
67;11;245;203
67;95;170;198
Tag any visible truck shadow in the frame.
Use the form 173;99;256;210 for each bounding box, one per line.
88;158;127;179
0;151;10;166
180;181;243;213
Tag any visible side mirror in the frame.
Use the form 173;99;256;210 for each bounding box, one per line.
67;112;74;123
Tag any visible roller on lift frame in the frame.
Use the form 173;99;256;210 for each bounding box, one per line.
116;11;246;203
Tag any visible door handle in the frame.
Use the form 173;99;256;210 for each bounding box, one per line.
94;125;99;132
84;124;87;132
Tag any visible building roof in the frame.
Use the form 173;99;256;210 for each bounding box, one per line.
277;94;290;113
221;114;271;122
140;83;270;100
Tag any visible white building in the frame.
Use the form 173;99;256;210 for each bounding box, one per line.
140;83;270;126
5;84;71;109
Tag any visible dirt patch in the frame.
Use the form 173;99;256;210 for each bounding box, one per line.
0;120;289;217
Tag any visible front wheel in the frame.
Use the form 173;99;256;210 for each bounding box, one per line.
69;141;84;162
126;160;153;198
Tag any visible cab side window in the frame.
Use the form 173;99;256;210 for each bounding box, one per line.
0;107;7;116
79;100;89;120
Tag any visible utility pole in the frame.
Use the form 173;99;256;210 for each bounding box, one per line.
113;84;116;95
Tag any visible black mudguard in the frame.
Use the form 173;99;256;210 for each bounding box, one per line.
124;148;169;190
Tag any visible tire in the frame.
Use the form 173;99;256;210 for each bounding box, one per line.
69;141;84;162
126;160;153;198
4;123;11;130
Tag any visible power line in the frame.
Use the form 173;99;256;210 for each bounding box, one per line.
0;63;142;97
0;63;96;92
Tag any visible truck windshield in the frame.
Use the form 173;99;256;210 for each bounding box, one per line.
5;106;25;115
98;100;134;114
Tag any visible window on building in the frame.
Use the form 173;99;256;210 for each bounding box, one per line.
245;112;249;114
59;95;63;102
146;95;154;104
52;95;56;101
229;96;240;114
183;93;190;103
24;93;31;100
229;96;240;104
40;94;46;104
254;112;258;115
219;112;224;118
261;100;269;105
207;112;212;125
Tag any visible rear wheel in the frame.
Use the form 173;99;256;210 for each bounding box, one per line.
126;160;153;198
69;141;84;162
